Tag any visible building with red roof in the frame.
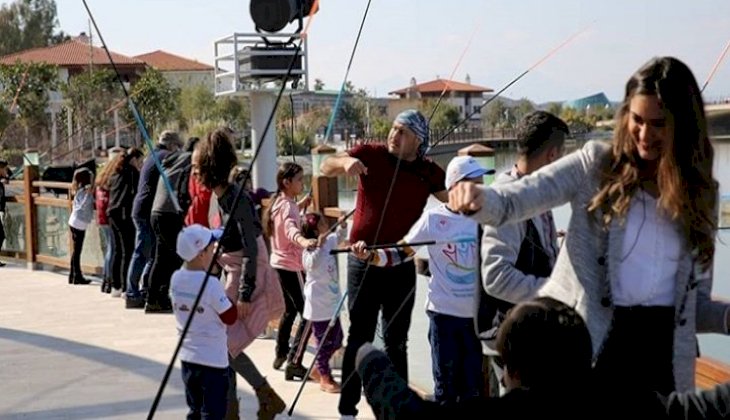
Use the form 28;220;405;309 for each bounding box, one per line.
0;34;146;84
388;76;493;127
134;50;214;89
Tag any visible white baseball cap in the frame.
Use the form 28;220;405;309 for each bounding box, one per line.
445;155;495;190
176;224;223;262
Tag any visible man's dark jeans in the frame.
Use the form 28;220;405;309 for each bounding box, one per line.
338;255;416;416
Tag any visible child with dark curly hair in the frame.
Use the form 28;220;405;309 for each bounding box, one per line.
192;128;286;419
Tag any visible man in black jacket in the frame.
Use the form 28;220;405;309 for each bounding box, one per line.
358;297;730;420
128;131;182;310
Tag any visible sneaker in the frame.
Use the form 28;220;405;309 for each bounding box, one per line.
309;365;322;382
101;279;111;294
272;356;286;370
111;288;122;298
72;278;92;285
145;301;173;314
125;296;146;309
320;374;341;393
0;261;6;267
284;363;311;381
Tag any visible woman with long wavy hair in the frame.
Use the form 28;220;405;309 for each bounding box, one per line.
106;147;144;297
447;56;730;394
192;128;286;419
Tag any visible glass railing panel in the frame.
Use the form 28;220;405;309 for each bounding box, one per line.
35;205;70;258
2;202;25;252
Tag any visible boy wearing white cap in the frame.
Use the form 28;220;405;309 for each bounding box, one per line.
171;224;237;420
351;155;494;404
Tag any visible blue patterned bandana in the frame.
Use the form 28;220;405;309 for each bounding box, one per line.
394;109;429;158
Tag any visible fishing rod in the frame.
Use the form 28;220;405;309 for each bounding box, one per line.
8;121;135;181
329;238;475;254
287;0;372;414
152;45;305;420
426;23;593;154
427;22;481;125
701;38;730;93
44;121;135;163
81;0;181;214
38;98;130;162
326;208;355;235
327;21;595;405
78;2;304;418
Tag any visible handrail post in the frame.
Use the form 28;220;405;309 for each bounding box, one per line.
23;164;40;270
310;144;339;225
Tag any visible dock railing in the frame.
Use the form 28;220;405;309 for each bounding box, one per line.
1;164;104;275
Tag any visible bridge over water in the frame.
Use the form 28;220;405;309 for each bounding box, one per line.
346;102;730;156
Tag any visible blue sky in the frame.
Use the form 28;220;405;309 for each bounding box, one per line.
40;0;730;103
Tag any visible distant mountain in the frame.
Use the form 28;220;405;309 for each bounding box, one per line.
537;99;622;110
481;94;523;107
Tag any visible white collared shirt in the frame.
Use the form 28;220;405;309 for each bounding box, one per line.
613;190;681;307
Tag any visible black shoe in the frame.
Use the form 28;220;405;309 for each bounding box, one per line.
145;302;173;314
125;296;146;309
284;363;311;381
0;261;6;267
101;279;111;294
72;278;92;285
273;356;287;370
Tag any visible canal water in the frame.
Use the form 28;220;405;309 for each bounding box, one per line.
333;138;730;395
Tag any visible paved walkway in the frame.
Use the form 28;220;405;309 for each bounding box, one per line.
0;263;376;419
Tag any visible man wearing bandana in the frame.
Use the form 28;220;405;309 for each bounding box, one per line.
321;109;447;418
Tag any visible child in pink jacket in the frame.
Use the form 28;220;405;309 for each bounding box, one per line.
264;162;316;381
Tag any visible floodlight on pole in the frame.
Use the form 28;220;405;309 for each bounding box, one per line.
250;0;319;33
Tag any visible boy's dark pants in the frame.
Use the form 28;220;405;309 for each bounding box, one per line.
181;361;229;420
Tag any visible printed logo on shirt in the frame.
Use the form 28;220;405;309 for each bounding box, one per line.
175;303;205;314
441;237;477;285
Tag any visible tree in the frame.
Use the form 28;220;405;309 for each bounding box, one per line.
278;105;328;155
62;68;122;140
214;96;250;135
340;97;367;137
546;102;563;117
416;99;460;133
483;99;507;129
178;84;216;129
560;106;594;135
513;98;535;122
370;115;391;139
126;68;179;139
313;78;325;90
0;0;67;57
0;61;58;148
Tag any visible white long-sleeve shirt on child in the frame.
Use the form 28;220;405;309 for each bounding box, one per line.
68;187;94;230
302;227;346;322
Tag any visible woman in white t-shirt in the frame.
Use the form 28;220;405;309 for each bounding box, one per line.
301;212;348;393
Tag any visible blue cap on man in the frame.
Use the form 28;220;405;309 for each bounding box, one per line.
394;109;429;158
